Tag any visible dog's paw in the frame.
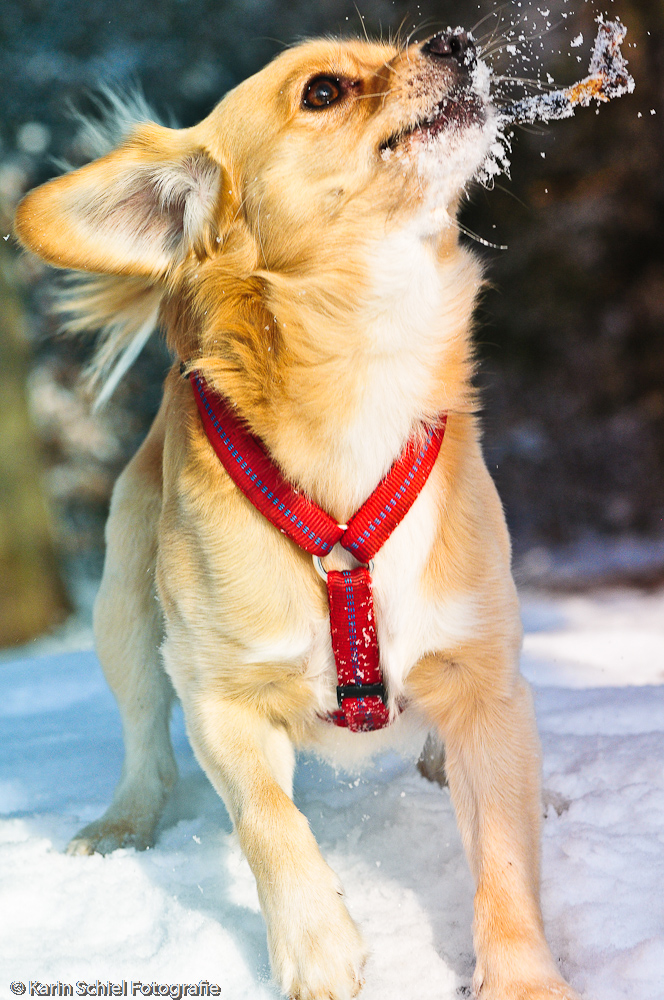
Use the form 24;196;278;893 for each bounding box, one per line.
474;973;582;1000
66;816;156;856
267;879;367;1000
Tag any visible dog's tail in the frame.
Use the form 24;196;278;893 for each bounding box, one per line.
52;89;167;408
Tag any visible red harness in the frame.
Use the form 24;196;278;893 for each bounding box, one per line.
190;372;446;733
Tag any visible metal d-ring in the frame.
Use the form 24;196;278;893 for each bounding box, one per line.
313;554;374;581
313;555;329;581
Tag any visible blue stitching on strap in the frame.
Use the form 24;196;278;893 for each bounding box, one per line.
195;378;333;553
347;432;434;551
342;571;361;680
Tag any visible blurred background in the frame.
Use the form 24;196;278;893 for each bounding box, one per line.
0;0;662;648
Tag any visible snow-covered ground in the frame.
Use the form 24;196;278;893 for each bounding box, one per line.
1;587;663;1000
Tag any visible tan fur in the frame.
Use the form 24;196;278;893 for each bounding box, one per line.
15;33;581;1000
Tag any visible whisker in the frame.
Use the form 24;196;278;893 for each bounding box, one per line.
492;76;555;90
354;89;395;101
393;14;410;52
518;18;565;46
454;217;508;251
404;16;441;55
476;6;511;57
479;36;514;60
409;17;441;44
354;4;370;44
491;181;529;210
471;5;509;37
482;14;565;61
223;189;253;246
508;121;549;136
255;194;268;266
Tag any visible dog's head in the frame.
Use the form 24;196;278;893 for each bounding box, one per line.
15;30;495;278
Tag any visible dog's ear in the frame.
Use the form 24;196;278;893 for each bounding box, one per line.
14;122;222;277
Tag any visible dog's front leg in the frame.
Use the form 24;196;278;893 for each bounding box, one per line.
181;692;366;1000
412;658;581;1000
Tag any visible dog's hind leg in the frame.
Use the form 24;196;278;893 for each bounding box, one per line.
417;732;448;786
67;408;177;855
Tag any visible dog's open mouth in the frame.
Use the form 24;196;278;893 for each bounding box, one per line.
380;90;486;154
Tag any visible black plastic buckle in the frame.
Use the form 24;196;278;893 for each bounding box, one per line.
337;683;387;707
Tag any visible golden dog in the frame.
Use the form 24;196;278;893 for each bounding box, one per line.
15;28;581;1000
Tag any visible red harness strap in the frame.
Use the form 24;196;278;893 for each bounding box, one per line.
191;372;446;732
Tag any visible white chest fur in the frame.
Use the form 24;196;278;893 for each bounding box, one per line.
339;227;451;492
241;223;480;763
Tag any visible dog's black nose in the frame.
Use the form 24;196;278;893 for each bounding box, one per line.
422;30;475;64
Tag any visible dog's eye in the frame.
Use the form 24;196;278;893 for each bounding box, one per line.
303;76;343;109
